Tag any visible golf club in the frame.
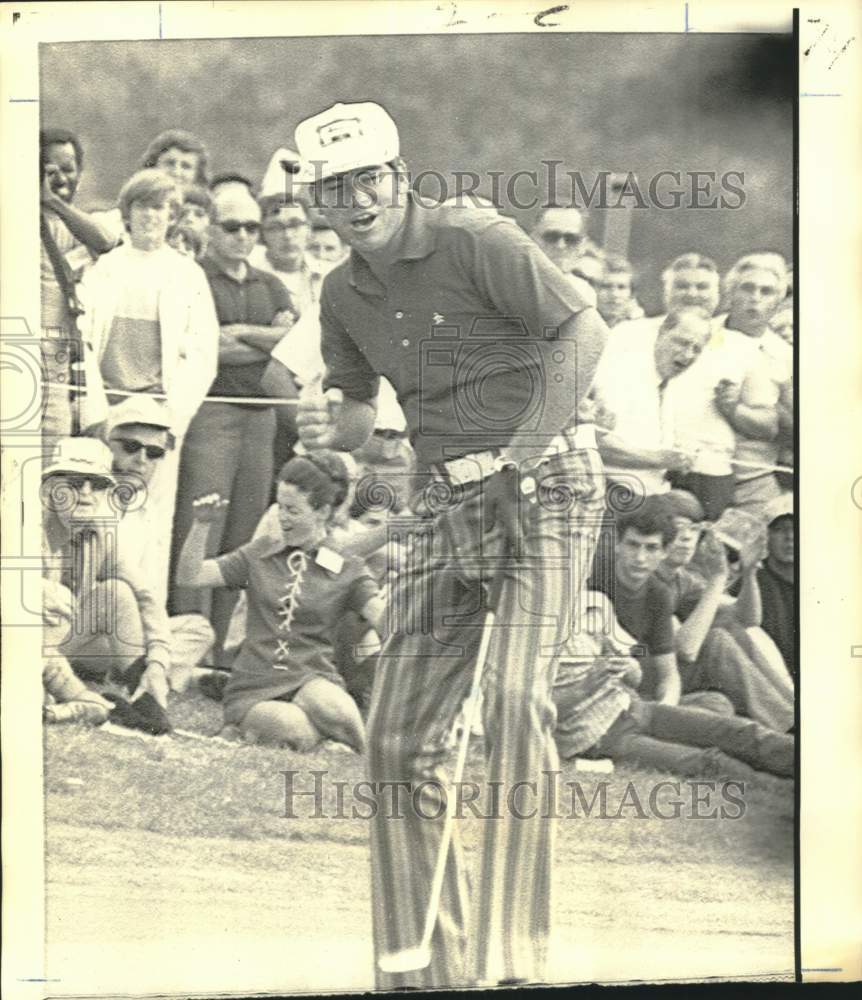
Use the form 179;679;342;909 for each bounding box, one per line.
377;554;508;975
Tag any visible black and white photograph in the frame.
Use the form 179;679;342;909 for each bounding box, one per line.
1;1;860;995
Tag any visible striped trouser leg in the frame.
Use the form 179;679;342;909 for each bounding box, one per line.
468;456;603;985
366;450;604;990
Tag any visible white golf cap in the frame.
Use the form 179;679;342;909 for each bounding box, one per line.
259;146;302;198
42;437;115;485
295;102;399;182
106;396;173;436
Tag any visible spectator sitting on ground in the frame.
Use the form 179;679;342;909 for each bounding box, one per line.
589;495;793;731
78;168;220;601
39;128;116;441
552;591;793;778
105;397;216;693
176;451;384;751
751;494;795;679
170;184;296;663
595;254;645;327
41;438;171;718
594;307;712;499
655;490;792;726
717;252;792;514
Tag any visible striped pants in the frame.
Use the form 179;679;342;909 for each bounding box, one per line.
366;448;604;989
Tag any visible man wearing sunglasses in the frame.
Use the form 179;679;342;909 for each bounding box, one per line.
42;437;172;717
530;205;591;274
172;186;295;661
107;398;216;693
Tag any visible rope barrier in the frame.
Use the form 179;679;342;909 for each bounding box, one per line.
42;382;795;477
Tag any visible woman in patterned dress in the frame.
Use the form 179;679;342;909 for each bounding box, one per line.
175;451;383;751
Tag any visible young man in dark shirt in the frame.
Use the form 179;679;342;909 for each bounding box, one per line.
171;187;294;659
757;495;795;676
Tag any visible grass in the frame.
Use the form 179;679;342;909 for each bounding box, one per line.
43;688;795;992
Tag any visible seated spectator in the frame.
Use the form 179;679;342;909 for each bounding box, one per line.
590;496;794;731
170;184;298;661
39;128;116;440
77;168;220;600
175;451;383;751
41;438;171;711
718;253;792;514
754;495;795;678
552;591;793;778
594;308;712;500
106;397;216;691
595;254;645;327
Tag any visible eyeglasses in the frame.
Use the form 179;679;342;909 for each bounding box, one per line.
217;220;261;235
540;230;585;248
112;437;167;460
60;475;111;492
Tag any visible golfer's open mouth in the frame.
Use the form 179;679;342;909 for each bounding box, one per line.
350;212;378;232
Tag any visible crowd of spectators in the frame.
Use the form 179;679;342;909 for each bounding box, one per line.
39;125;795;779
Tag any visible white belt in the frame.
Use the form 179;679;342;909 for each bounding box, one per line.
438;423;597;487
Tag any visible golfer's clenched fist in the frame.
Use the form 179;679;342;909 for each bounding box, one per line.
296;383;344;450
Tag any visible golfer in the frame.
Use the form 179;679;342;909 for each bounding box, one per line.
295;102;609;988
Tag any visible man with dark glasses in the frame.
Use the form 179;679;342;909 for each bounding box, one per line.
530;205;591;274
41;437;172;719
171;186;295;662
107;397;216;694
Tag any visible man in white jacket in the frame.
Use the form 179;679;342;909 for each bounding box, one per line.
77;168;220;600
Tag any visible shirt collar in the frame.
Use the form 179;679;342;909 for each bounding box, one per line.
257;533;345;574
346;194;437;295
201;252;264;285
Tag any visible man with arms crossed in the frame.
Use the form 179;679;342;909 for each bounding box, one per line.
294;102;609;988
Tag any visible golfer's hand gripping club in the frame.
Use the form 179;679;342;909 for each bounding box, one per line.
296;382;344;450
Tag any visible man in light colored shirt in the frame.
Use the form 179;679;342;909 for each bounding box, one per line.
595;308;712;499
717;253;792;513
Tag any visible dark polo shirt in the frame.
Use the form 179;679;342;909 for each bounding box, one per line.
757;561;794;676
200;253;293;401
319;197;590;465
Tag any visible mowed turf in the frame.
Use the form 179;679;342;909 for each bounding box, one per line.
44;689;795;993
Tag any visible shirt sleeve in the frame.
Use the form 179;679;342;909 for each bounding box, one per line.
319;285;380;403
344;568;380;614
263;271;295;316
472;221;593;337
215;543;254;589
647;582;676;656
114;554;172;668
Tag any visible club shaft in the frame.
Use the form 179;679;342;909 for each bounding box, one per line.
418;606;497;951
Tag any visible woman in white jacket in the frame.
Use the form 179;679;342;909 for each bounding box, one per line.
78;169;219;602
